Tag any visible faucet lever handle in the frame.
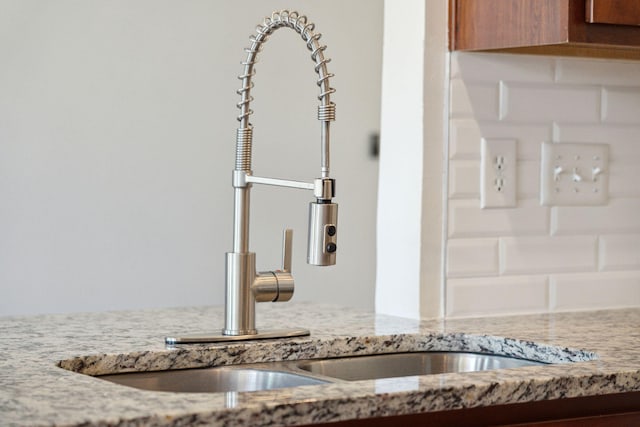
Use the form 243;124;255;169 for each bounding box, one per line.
282;229;293;273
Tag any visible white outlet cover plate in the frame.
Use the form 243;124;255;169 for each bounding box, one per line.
540;142;609;206
481;138;517;209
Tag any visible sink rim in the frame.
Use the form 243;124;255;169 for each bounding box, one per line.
58;332;598;378
93;350;550;394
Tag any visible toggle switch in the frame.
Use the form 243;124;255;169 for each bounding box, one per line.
592;166;603;181
553;166;564;181
571;167;583;182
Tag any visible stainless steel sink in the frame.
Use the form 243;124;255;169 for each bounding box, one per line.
295;351;546;381
95;352;546;393
98;366;329;393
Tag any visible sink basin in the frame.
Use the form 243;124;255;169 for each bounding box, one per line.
98;366;329;393
295;352;546;381
95;352;545;393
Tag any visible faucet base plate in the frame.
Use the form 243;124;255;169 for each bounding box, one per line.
165;328;310;345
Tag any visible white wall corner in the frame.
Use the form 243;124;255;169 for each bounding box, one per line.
420;0;449;319
376;0;448;319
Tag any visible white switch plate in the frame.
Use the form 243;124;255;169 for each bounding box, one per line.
481;138;517;209
540;142;609;206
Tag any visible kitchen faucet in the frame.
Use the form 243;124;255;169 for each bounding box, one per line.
166;10;337;344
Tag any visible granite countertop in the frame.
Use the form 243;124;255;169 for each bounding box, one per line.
2;303;640;426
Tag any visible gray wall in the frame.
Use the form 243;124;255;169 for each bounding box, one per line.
0;1;382;315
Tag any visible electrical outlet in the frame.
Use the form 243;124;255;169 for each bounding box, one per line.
480;138;517;209
540;142;609;206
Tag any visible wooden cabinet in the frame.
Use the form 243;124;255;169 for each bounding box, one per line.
450;0;640;59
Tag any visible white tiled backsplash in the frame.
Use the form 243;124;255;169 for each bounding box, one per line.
446;52;640;318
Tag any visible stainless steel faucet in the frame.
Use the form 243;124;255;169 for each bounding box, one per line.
166;10;337;345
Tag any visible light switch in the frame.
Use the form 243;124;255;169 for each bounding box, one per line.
540;142;609;206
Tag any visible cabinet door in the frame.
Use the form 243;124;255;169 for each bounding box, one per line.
586;0;640;26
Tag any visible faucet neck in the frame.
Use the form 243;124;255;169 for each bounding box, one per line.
235;9;336;176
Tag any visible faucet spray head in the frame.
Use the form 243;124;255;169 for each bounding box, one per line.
307;177;337;266
307;201;338;266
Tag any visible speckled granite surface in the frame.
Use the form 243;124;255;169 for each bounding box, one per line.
1;303;639;426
